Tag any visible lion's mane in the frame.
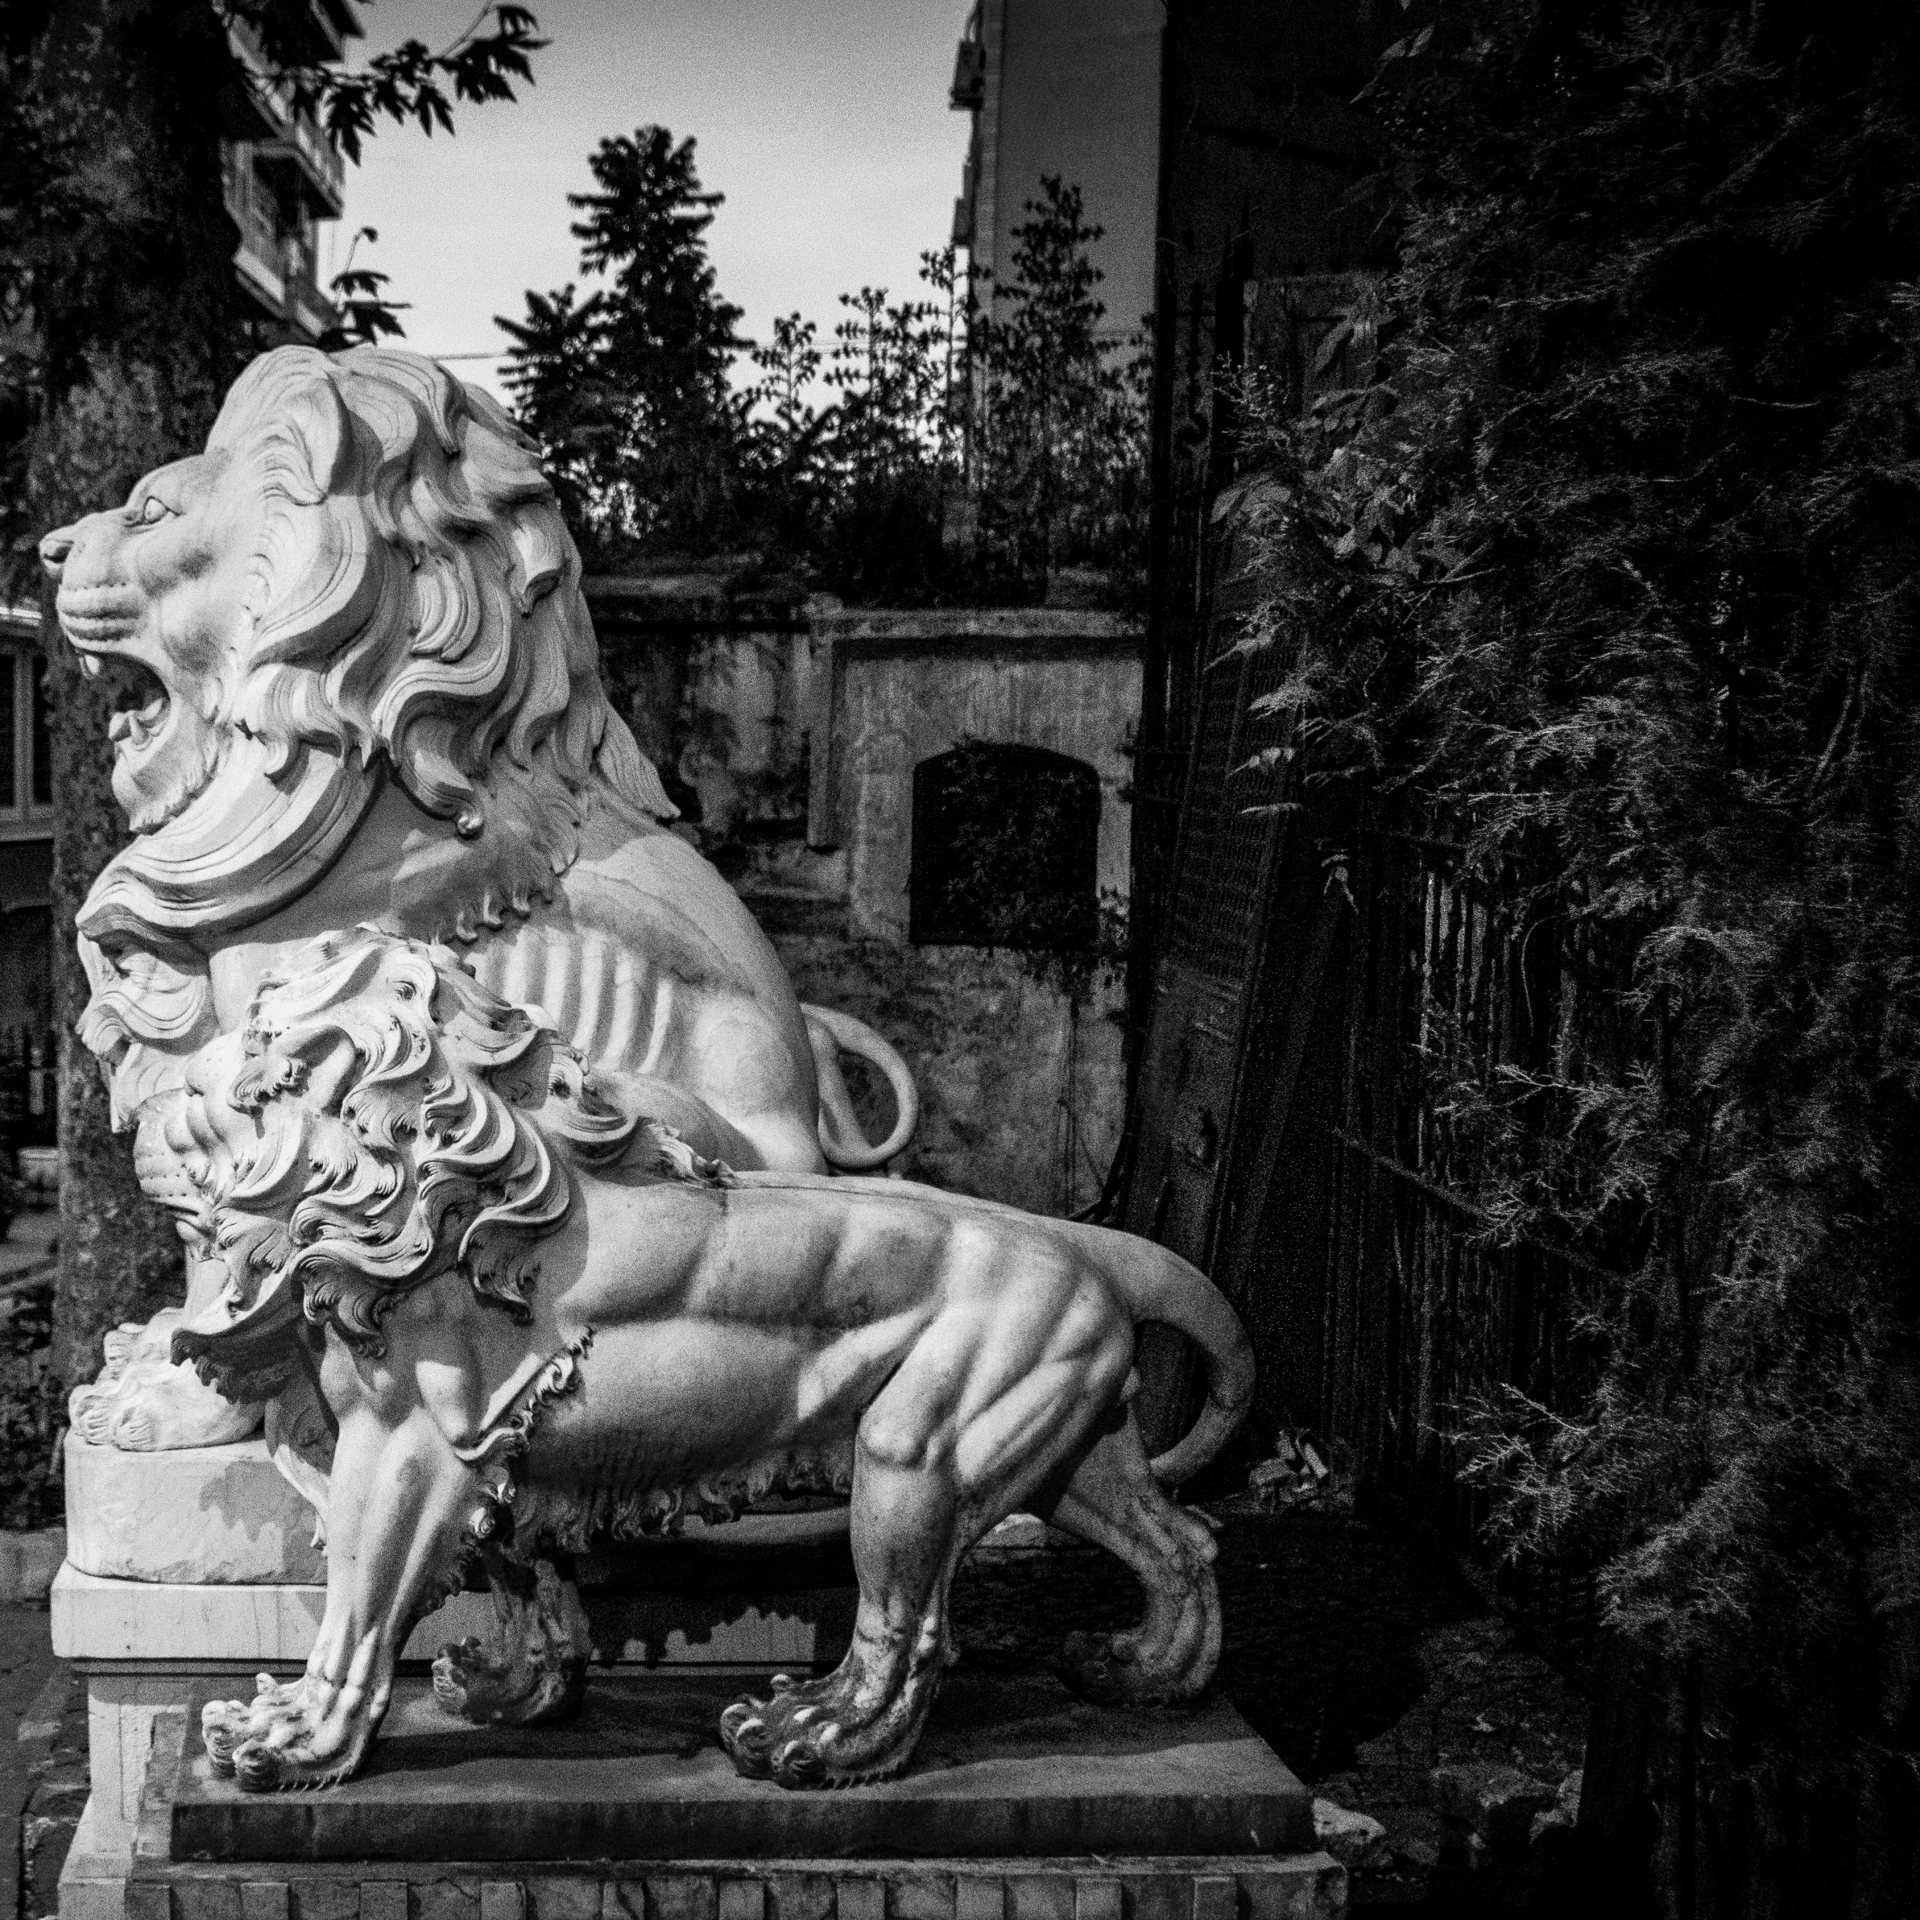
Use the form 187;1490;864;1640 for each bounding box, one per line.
148;931;669;1349
80;346;672;1072
208;346;667;842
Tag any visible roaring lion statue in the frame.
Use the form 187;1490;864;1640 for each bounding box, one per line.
135;929;1252;1792
40;345;916;1452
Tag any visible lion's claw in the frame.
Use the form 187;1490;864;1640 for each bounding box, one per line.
721;1675;933;1789
772;1738;826;1787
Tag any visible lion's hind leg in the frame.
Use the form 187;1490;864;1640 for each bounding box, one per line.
723;1264;1135;1790
1040;1411;1222;1706
720;1410;962;1790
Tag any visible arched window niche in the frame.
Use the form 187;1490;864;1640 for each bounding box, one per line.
909;741;1101;951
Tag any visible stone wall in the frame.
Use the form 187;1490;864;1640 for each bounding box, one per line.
586;585;1141;1216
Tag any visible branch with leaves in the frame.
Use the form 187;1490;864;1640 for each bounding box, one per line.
218;1;546;163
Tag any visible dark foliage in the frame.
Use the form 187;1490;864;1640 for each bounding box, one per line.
502;161;1148;601
500;127;747;557
223;0;544;163
966;181;1151;596
1236;0;1920;1907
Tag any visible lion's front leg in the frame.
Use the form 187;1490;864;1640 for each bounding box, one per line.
203;1401;480;1792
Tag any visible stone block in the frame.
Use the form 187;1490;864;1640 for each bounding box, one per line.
53;1565;494;1666
124;1884;170;1920
1120;1879;1186;1920
1188;1883;1234;1920
766;1876;834;1920
416;1884;479;1920
241;1885;291;1920
834;1883;883;1920
1007;1879;1072;1920
1239;1865;1344;1920
64;1438;325;1586
888;1873;953;1920
174;1883;244;1920
716;1886;763;1920
646;1879;716;1920
291;1882;361;1920
360;1884;406;1920
481;1887;525;1920
526;1882;601;1920
1071;1883;1119;1920
951;1886;1003;1920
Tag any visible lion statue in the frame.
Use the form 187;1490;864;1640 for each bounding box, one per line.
134;928;1252;1792
39;345;917;1453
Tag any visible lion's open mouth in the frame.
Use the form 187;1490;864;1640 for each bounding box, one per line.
80;653;171;755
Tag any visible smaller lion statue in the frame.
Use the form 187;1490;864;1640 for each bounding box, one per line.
139;928;1253;1792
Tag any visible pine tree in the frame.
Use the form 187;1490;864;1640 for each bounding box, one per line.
501;127;746;557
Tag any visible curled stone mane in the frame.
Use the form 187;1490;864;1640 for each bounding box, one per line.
162;931;659;1349
211;345;669;843
79;346;674;1071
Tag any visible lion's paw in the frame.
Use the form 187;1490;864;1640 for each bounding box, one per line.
1059;1629;1204;1708
202;1676;312;1775
432;1635;583;1728
719;1676;925;1790
230;1735;357;1794
70;1357;262;1453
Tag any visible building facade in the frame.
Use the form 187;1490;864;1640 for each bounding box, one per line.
222;0;360;348
949;0;1162;344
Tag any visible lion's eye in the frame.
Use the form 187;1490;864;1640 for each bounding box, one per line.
130;495;175;527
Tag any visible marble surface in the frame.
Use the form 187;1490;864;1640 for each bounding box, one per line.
62;1436;324;1586
164;1671;1313;1863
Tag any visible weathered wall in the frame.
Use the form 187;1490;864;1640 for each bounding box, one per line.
586;584;1142;1216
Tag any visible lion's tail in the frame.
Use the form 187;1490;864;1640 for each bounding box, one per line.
1064;1222;1255;1486
803;1005;922;1171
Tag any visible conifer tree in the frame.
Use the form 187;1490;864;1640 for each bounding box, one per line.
501;127;745;557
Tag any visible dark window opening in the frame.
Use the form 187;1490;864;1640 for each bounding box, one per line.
910;742;1100;950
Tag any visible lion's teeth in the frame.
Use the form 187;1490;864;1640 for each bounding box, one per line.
108;709;132;743
79;653;101;679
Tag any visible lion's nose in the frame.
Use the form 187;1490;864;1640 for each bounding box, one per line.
38;526;75;579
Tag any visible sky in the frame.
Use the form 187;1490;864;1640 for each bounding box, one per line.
334;0;970;403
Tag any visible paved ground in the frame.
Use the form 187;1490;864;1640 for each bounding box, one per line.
0;1604;79;1920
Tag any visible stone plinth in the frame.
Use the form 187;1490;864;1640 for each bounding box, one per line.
165;1673;1312;1864
63;1436;325;1586
95;1709;1346;1920
124;1854;1346;1920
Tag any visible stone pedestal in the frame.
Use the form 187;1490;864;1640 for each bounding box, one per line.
55;1443;854;1920
63;1435;326;1586
110;1697;1343;1920
58;1447;1339;1920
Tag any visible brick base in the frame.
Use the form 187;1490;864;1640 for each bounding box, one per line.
124;1855;1344;1920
